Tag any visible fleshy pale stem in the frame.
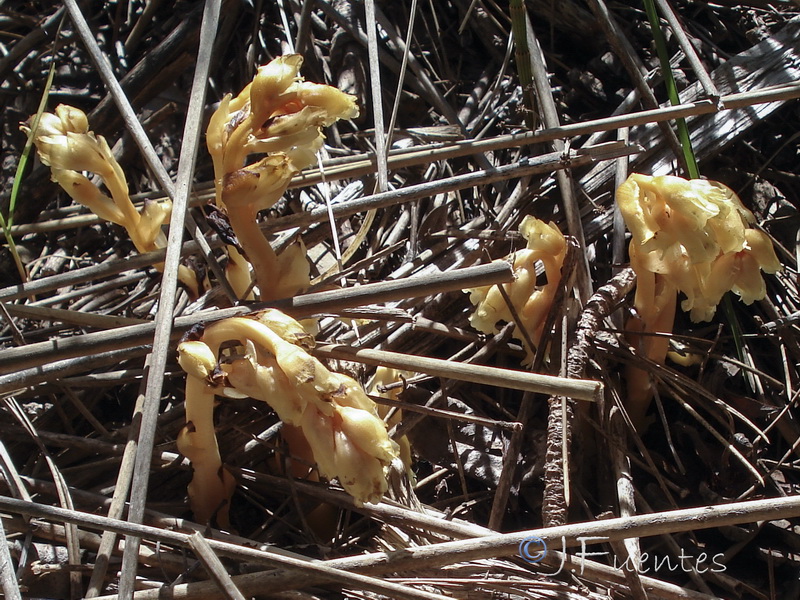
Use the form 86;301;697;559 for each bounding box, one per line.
226;206;280;300
177;374;236;527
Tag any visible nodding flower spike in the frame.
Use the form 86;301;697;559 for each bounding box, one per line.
23;104;202;298
206;54;358;302
250;55;304;124
467;216;566;364
176;310;399;524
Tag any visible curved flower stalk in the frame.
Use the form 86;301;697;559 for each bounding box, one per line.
177;309;398;525
617;173;782;426
23;105;201;297
467;216;567;363
207;54;359;301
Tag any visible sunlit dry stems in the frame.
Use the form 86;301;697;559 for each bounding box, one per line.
206;54;359;301
177;309;399;511
467;216;567;363
617;173;782;427
23;104;201;297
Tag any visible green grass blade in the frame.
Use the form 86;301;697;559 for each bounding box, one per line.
642;0;750;381
0;212;26;283
642;0;699;179
3;13;65;283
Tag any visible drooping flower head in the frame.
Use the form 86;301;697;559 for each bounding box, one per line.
617;174;781;322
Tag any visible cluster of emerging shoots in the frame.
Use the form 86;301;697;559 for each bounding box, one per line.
206;54;359;301
174;58;386;525
467;216;567;363
617;173;782;426
23;105;201;296
177;309;399;527
25;58;394;525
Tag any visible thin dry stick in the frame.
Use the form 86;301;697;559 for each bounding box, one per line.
274;141;640;232
0;6;64;82
5;493;800;597
316;0;459;125
3;398;83;598
0;441;32;502
2;303;147;329
12;473;315;567
0;249;177;302
391;322;518;439
612;127;630;286
312;344;601;401
0;517;21;600
384;0;420;150
584;0;687;170
85;392;146;599
608;406;648;600
524;13;591;301
634;493;717;596
3;515;189;579
0;496;452;600
0;261;514;380
188;533;248;600
373;3;463;126
364;0;389;193
293;0;314;54
370;394;521;431
0;347;150;397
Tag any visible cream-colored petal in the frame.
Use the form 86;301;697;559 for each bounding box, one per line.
744;228;781;274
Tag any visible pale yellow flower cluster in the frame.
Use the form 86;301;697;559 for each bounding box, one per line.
177;309;399;526
467;216;566;362
617;174;781;323
23;105;200;296
206;54;359;301
617;173;781;429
